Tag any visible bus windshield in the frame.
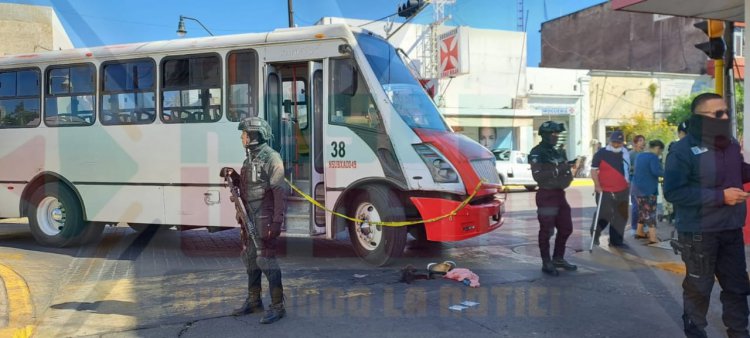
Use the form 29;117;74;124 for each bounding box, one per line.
356;33;449;131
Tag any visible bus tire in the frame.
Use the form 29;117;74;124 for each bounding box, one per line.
347;185;407;267
28;182;94;247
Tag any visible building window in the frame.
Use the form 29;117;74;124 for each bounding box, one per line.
161;55;222;123
227;50;258;122
0;68;41;128
45;64;96;127
100;59;156;125
734;27;744;58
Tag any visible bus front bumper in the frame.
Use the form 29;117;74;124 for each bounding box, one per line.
410;196;504;242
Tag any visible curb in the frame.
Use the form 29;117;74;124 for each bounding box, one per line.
570;179;594;187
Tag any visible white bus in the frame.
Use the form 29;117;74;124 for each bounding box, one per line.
0;24;504;265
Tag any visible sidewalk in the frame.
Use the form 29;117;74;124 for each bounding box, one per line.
594;220;750;276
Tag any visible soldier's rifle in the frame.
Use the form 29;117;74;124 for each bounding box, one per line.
220;167;262;251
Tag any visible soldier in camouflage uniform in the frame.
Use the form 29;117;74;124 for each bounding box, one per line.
232;117;287;324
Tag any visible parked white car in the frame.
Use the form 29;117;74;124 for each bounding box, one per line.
493;149;538;191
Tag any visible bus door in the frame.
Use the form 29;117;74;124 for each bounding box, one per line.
266;62;324;236
308;61;325;235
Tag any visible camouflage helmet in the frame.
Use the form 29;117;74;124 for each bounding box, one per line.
238;116;272;142
538;121;565;135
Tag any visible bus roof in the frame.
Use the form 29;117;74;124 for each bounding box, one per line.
0;24;362;67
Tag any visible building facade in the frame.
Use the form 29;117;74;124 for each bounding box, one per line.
540;2;711;74
526;67;590;159
0;3;72;56
588;70;711;151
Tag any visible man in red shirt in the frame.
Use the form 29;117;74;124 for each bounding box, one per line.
591;131;631;248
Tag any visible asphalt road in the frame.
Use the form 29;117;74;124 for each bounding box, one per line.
0;185;742;337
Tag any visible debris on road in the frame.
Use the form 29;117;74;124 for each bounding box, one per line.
444;268;480;287
399;265;429;284
448;305;468;312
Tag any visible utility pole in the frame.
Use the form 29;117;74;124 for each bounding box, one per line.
425;0;455;79
287;0;294;28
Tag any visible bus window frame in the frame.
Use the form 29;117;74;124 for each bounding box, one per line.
99;58;157;126
282;77;308;131
328;57;383;133
44;62;97;128
226;49;259;122
0;67;42;129
159;52;223;124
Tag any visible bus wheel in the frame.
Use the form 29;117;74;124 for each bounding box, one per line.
347;185;407;266
28;182;96;247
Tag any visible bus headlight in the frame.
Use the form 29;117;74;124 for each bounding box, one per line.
413;144;459;183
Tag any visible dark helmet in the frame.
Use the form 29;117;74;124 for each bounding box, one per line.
238;117;273;143
538;121;565;135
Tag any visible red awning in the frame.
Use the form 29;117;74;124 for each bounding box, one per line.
611;0;744;22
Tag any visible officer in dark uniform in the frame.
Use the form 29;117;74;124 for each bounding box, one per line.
232;117;287;324
528;121;577;276
664;93;750;337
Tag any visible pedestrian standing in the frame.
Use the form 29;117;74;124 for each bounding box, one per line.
664;93;750;337
590;131;631;248
629;135;646;236
632;140;664;244
232;117;288;324
662;121;689;223
529;121;577;276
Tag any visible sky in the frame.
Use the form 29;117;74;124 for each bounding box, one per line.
4;0;605;66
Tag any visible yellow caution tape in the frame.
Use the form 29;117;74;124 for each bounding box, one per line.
284;178;485;227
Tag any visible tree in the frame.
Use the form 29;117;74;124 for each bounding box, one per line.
666;94;696;126
667;83;744;137
618;112;676;146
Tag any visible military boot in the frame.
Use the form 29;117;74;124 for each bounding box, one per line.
552;257;578;271
232;286;264;316
541;259;559;276
260;288;285;324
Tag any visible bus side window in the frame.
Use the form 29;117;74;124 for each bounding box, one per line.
227;50;258;122
0;68;41;128
100;59;156;125
45;64;96;127
161;54;222;124
329;58;381;130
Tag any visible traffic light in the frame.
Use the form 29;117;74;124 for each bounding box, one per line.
694;20;726;60
397;0;423;18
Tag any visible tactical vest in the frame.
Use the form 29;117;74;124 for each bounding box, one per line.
241;144;275;205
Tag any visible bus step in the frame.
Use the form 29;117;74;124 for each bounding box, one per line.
287;180;311;195
283;214;310;234
285;199;310;214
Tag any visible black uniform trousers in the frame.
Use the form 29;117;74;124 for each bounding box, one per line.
241;203;283;299
678;229;750;338
536;188;573;260
594;190;629;245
